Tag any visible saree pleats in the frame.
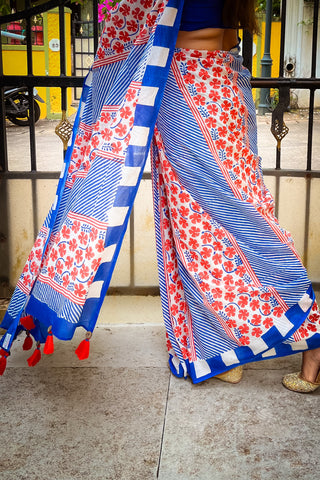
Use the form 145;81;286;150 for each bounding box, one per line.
151;48;320;383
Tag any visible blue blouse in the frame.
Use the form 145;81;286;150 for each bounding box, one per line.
180;0;227;31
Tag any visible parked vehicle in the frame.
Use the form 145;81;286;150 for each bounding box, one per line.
5;87;45;126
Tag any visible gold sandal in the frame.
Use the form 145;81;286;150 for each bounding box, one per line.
214;366;243;384
282;371;320;393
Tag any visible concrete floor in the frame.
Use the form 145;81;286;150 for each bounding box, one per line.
1;321;320;480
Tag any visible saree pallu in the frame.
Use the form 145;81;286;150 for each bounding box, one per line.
151;47;320;383
1;0;320;382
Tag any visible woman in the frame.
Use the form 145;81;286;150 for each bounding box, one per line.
1;0;320;393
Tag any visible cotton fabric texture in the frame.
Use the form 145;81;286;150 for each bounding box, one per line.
1;0;320;383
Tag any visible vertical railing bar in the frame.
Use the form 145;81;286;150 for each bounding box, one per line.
242;30;253;73
59;4;66;77
0;29;8;172
93;0;99;54
310;0;319;78
278;0;287;77
275;0;287;170
306;0;319;172
274;176;280;219
130;207;135;288
25;0;37;172
303;176;311;270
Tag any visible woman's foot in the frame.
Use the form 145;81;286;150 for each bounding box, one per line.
214;365;243;384
282;348;320;393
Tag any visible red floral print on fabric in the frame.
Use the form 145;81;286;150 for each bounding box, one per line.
173;49;298;256
38;213;108;305
66;81;141;189
153;126;297;349
17;227;49;295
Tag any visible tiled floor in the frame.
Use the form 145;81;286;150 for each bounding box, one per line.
1;323;319;480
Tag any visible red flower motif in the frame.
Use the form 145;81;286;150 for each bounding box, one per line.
225;305;236;317
65;256;73;270
239;336;250;345
226;319;237;328
212;288;223;299
89;228;98;242
113;41;124;54
212;268;223;279
189;238;199;250
238;309;249;321
261;303;271;315
225;291;236;302
190;226;200;238
273;306;284;318
85;246;94;260
50;249;58;262
74;283;87;297
212;301;223;311
252;327;263;337
101;128;112;141
199;69;210;80
96;239;104;253
56;260;63;275
69;238;77;252
298;327;309;338
127;20;137;32
251;314;262;326
205;117;217;129
23;274;31;285
80;265;90;279
47;267;55;279
71;267;78;281
262;317;273;328
63;275;70;288
184;73;195;84
238;296;248;308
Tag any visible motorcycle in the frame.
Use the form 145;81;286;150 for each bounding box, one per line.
5;87;45;126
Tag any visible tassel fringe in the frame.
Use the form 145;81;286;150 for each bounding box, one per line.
27;345;41;367
43;331;54;355
0;349;9;376
23;332;33;351
20;315;36;331
75;338;90;360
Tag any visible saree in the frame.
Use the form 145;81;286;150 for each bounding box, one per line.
1;0;320;382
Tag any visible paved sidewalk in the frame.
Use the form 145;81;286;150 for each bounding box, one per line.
1;323;319;480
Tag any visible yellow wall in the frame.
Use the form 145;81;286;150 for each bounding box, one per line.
2;7;74;119
2;48;47;118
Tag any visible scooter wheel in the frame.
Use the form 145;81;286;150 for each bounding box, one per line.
7;97;41;126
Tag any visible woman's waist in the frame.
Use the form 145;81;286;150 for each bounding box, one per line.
176;28;238;52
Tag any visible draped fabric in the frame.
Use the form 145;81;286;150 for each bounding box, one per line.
1;0;183;353
151;47;320;382
1;0;320;383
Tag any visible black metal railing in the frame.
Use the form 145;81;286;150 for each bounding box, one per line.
0;0;320;298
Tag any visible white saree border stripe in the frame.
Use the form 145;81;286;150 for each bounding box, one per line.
274;315;294;337
193;358;211;378
85;70;93;86
100;244;117;263
158;7;178;26
221;350;240;366
262;348;276;358
53;194;58;210
147;46;170;67
171;354;181;374
59;163;66;179
119;167;141;186
107;206;129;226
249;337;269;355
290;339;308;351
298;293;313;312
130;126;150;147
138;86;159;107
86;280;104;299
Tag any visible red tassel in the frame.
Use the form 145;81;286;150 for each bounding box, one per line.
75;338;90;360
22;332;33;351
0;350;9;376
20;315;36;331
43;331;54;355
27;346;41;367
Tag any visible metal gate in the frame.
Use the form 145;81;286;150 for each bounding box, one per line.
0;0;320;301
